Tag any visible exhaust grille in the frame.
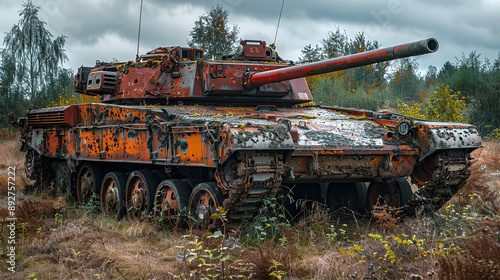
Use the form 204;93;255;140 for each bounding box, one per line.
27;106;78;127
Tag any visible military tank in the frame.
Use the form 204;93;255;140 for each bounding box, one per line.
13;38;482;224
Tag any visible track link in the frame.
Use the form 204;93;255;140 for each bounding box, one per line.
408;150;472;214
219;153;284;221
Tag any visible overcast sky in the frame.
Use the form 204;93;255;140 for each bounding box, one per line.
1;0;499;75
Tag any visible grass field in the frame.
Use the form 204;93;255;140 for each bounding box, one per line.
1;137;499;279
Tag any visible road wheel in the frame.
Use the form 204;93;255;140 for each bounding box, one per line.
188;182;224;227
153;179;191;225
367;177;412;210
76;163;103;205
328;182;367;213
125;170;160;220
101;172;127;220
181;178;200;192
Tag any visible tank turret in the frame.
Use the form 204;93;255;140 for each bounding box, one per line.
74;38;438;106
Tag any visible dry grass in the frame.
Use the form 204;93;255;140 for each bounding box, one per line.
244;225;295;279
294;250;369;279
448;141;500;215
437;233;500;280
0;136;28;177
0;137;32;198
287;217;439;279
1;206;182;279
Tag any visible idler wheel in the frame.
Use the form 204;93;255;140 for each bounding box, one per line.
367;177;412;209
153;179;190;225
25;148;39;180
188;182;224;227
125;170;159;220
411;154;438;186
76;163;103;205
100;172;127;220
217;157;242;190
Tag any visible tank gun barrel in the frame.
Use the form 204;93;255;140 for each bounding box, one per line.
243;38;438;89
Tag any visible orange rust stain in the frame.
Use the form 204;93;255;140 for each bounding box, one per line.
63;132;75;156
44;130;58;156
173;126;215;166
80;129;99;159
102;128;125;160
371;155;383;166
299;157;309;167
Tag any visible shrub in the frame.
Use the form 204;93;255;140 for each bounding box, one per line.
397;99;426;119
425;84;466;122
398;84;467;123
486;127;500;140
48;92;100;107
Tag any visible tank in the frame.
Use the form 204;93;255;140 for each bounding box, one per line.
13;38;482;224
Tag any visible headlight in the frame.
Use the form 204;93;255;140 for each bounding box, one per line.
397;119;412;136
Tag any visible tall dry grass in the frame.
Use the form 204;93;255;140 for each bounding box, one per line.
437;233;500;280
0;136;32;198
1;206;183;279
449;141;500;215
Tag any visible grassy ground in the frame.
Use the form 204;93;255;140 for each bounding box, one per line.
1;137;499;279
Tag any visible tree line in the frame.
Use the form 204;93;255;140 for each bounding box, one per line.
1;1;498;136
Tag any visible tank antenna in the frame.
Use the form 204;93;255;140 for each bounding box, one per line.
136;0;144;61
273;0;285;46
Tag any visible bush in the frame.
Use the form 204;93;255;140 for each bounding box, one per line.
49;92;100;107
397;99;426;119
397;84;467;123
425;84;466;122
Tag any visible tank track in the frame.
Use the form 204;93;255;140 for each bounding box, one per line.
220;150;472;220
408;150;472;214
221;153;284;221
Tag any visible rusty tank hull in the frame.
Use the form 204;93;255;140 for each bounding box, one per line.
16;38;482;223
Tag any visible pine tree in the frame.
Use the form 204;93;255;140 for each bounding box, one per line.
298;44;324;63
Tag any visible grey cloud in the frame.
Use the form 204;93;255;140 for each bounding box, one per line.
1;0;498;74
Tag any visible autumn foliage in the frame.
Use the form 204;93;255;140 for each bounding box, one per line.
49;92;101;107
397;83;466;123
